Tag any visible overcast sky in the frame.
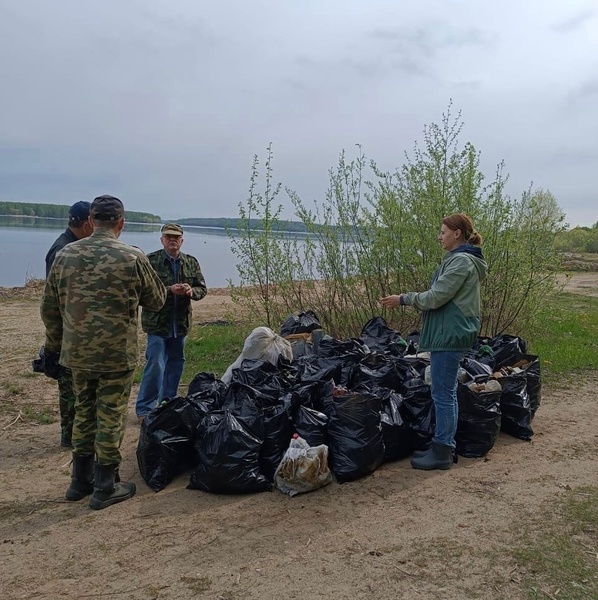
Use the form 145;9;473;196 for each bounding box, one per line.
1;1;596;226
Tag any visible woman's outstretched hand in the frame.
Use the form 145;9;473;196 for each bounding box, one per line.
380;294;402;308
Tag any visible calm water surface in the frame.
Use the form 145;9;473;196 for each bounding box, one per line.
0;222;240;288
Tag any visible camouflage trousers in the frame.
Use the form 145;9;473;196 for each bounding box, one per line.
71;369;135;465
57;369;76;444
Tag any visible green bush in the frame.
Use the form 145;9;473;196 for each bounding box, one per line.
229;105;566;339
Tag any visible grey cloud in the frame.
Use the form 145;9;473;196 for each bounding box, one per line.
370;24;493;55
551;9;594;33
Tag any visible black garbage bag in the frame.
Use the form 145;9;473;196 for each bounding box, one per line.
349;353;403;391
397;356;429;381
289;338;315;360
280;310;322;336
222;381;294;482
461;357;493;379
378;389;412;462
317;337;370;358
501;354;541;417
137;396;208;492
401;380;435;452
188;410;272;494
490;334;528;369
455;381;502;457
225;360;293;403
314;354;361;387
294;405;328;447
187;372;226;399
499;372;533;440
467;337;495;368
322;387;384;483
257;402;293;482
359;317;407;356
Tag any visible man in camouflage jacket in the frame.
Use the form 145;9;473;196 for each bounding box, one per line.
41;195;166;510
136;223;207;419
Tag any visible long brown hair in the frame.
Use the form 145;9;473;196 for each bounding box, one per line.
442;213;483;246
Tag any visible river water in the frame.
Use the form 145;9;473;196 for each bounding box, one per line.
0;218;240;288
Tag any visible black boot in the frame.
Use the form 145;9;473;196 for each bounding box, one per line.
411;442;453;470
65;454;94;501
89;463;136;510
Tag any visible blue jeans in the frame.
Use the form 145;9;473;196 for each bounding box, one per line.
135;335;186;416
430;350;464;448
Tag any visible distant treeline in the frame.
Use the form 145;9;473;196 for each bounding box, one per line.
555;223;598;253
175;217;316;233
0;201;161;224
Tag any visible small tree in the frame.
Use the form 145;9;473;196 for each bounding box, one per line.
229;107;566;339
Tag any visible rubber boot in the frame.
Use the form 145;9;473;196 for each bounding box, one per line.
65;454;94;501
88;463;136;510
411;442;453;471
412;445;432;459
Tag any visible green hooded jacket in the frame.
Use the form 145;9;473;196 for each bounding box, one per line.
402;245;488;352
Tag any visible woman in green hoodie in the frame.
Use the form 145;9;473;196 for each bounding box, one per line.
381;213;488;470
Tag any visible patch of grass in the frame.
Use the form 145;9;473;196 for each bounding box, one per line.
21;403;56;424
180;575;212;594
513;486;598;599
183;323;253;381
3;382;25;396
527;292;598;383
134;323;253;385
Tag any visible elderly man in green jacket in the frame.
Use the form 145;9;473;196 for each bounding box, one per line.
136;223;207;420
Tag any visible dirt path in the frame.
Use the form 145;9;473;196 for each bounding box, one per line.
1;275;597;599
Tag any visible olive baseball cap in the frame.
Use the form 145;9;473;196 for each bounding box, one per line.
161;223;184;236
90;195;125;221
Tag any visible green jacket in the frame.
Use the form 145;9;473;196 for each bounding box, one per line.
141;249;207;337
41;229;167;372
403;245;488;352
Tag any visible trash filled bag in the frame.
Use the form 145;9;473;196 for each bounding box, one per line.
222;381;294;482
401;380;435;452
280;310;322;336
349;353;403;391
455;380;502;458
137;396;207;492
225;360;293;402
188;410;272;494
187;372;226;400
379;389;413;462
490;334;528;369
221;327;293;385
275;434;332;497
293;404;328;447
496;372;534;440
460;357;493;380
359;317;407;356
501;354;541;417
322;387;384;483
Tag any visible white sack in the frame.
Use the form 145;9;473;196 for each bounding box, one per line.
221;326;293;385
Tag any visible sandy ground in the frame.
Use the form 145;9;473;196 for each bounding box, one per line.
1;275;597;600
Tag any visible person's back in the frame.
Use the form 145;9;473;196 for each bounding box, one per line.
41;195;166;511
47;229;164;371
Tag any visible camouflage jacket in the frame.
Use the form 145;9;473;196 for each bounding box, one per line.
40;229;167;372
141;249;207;337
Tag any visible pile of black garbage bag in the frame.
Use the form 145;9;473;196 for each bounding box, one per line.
137;312;541;494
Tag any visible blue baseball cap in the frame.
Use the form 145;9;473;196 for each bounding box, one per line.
68;201;91;222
